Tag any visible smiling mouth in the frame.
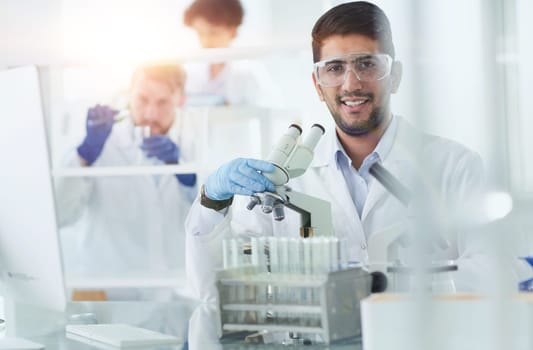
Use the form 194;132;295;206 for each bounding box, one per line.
342;99;368;106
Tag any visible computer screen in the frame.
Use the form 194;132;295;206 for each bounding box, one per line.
0;66;66;324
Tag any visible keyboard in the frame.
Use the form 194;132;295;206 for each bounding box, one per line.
65;324;182;348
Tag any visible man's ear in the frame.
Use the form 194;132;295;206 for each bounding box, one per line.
390;61;402;93
176;90;186;108
230;27;238;40
312;72;325;101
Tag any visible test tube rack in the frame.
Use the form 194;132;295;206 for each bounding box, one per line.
216;266;372;344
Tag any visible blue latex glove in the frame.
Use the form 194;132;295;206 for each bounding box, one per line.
141;135;197;187
77;105;117;165
141;135;179;164
204;158;276;200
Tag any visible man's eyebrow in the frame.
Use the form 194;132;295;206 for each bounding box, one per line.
353;54;375;60
324;58;346;64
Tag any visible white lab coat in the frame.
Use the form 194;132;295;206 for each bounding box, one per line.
184;60;282;108
185;116;489;301
56;115;197;278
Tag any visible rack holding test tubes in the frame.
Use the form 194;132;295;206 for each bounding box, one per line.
217;236;372;344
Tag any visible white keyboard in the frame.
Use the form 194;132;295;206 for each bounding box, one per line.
65;324;182;348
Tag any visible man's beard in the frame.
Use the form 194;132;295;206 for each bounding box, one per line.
328;93;389;136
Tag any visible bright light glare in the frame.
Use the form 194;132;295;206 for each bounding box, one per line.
62;0;197;64
484;191;513;221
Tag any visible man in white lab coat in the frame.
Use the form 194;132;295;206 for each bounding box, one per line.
183;0;281;107
56;64;197;299
185;2;488;302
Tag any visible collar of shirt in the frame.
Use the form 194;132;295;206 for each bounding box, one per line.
334;116;398;217
334;115;398;173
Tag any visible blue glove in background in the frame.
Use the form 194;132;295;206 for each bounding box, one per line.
141;135;179;164
204;158;276;200
77;105;117;165
141;135;197;187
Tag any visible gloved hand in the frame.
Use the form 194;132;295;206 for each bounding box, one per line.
141;135;197;187
77;105;117;165
141;135;179;164
204;158;276;200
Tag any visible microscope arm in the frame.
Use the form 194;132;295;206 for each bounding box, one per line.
284;189;333;237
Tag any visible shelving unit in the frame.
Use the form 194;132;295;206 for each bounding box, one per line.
52;163;203;177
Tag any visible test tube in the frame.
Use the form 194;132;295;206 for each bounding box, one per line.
279;237;289;276
288;238;302;276
230;238;239;268
302;238;312;277
257;236;268;274
222;238;231;270
250;236;259;267
338;237;349;270
302;238;313;327
278;237;289;324
255;236;268;324
329;237;340;272
134;125;151;164
269;236;280;274
288;238;302;325
321;237;332;274
311;238;323;275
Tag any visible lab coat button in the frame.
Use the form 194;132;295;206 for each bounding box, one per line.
361;243;367;250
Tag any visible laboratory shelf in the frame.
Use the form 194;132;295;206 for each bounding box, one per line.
223;324;324;335
222;303;322;314
52;163;203;177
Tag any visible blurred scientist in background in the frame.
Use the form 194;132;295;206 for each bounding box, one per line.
55;64;196;300
183;0;281;107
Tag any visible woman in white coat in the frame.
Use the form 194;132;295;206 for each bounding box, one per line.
184;2;488;302
56;65;197;293
183;0;281;107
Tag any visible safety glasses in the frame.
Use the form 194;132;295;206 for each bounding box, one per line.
314;53;393;87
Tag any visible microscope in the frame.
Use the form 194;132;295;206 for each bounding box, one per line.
216;125;376;344
246;124;333;237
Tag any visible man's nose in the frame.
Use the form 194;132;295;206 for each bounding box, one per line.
144;105;159;121
342;67;363;90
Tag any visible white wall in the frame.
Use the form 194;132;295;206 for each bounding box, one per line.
1;0;62;66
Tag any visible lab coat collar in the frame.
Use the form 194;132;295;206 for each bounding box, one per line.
362;116;424;220
310;115;424;221
311;115;403;169
332;115;398;171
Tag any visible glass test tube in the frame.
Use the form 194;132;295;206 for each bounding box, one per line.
278;237;289;324
134;125;150;164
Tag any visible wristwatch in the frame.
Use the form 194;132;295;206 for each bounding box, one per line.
200;184;233;211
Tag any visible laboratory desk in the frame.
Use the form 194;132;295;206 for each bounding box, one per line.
15;293;533;350
23;300;196;350
30;331;183;350
19;299;364;350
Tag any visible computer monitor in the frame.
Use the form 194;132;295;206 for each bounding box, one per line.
0;66;67;337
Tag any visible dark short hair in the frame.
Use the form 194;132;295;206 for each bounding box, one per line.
311;1;395;62
132;64;187;92
183;0;244;28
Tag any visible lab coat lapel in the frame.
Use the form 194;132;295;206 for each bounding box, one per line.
311;128;361;234
361;117;416;221
361;158;408;220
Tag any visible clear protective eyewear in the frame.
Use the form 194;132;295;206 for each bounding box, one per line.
314;53;393;87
